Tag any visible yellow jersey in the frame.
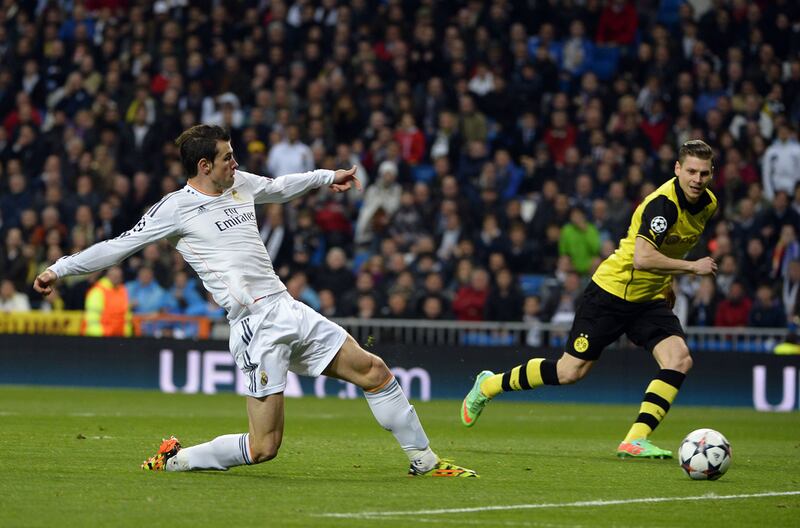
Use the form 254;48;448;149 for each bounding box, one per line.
592;177;717;302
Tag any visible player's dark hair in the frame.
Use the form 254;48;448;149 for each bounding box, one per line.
678;140;714;167
175;125;231;177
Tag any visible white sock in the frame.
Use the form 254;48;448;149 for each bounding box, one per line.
363;377;437;471
166;433;253;471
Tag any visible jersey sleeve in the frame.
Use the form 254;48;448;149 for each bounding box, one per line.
236;169;334;204
636;195;679;248
48;195;182;279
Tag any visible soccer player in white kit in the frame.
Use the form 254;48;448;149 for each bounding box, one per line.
34;125;477;477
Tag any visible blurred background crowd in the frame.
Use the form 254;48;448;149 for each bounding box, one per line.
1;0;800;334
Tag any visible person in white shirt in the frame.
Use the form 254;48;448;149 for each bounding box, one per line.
354;160;402;245
34;124;476;478
0;279;30;312
762;123;800;200
266;124;315;177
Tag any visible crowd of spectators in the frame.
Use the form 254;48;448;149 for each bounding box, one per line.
1;0;800;333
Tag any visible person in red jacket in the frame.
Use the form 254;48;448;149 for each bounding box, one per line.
714;279;753;327
543;111;577;165
394;113;426;165
596;0;639;46
452;268;491;321
2;95;43;136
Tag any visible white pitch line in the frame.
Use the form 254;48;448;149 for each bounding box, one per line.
361;515;585;527
320;490;800;519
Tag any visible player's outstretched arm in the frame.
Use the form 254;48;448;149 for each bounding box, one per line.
33;201;181;293
633;237;717;276
248;166;362;204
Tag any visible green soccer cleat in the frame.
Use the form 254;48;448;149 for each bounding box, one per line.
460;370;494;427
616;438;673;459
409;459;479;478
141;436;182;470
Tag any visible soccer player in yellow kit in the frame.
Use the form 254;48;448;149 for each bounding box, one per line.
461;140;718;458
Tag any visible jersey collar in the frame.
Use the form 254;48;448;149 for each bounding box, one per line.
186;181;223;197
673;178;711;215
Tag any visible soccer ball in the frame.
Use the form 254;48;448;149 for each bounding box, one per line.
679;428;732;480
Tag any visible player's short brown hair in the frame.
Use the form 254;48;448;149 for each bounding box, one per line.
175;125;231;177
678;139;714;167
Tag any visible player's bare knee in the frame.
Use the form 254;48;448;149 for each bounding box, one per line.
682;354;693;372
251;444;280;464
558;369;582;385
673;353;693;373
365;354;392;390
556;362;586;385
664;342;692;373
250;436;281;463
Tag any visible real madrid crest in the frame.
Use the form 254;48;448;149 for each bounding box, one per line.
573;333;589;353
260;371;268;386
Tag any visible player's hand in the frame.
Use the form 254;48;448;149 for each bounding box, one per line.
33;269;58;296
329;165;362;193
691;257;717;276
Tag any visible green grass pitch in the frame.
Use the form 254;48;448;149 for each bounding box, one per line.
1;386;798;527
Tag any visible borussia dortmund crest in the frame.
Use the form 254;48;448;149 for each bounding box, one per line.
573;333;590;353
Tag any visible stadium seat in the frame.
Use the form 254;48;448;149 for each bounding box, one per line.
310;238;327;267
589;46;620;80
412;164;436;183
519;274;548;297
656;0;683;33
460;331;515;346
738;340;760;353
351;252;371;274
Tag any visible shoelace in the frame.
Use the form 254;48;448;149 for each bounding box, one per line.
467;394;487;413
437;458;456;468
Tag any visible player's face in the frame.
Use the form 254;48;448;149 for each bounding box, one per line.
674;156;713;203
209;141;238;191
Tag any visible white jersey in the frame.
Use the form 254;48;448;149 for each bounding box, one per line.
762;139;800;200
49;169;334;322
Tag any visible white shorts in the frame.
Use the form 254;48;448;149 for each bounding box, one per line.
229;291;348;397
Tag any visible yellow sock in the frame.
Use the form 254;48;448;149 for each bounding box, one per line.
480;373;504;399
625;422;652;442
623;369;685;443
479;358;559;399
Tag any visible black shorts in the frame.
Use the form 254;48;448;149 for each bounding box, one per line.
565;281;685;361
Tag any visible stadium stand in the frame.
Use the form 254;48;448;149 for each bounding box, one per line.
1;0;799;337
